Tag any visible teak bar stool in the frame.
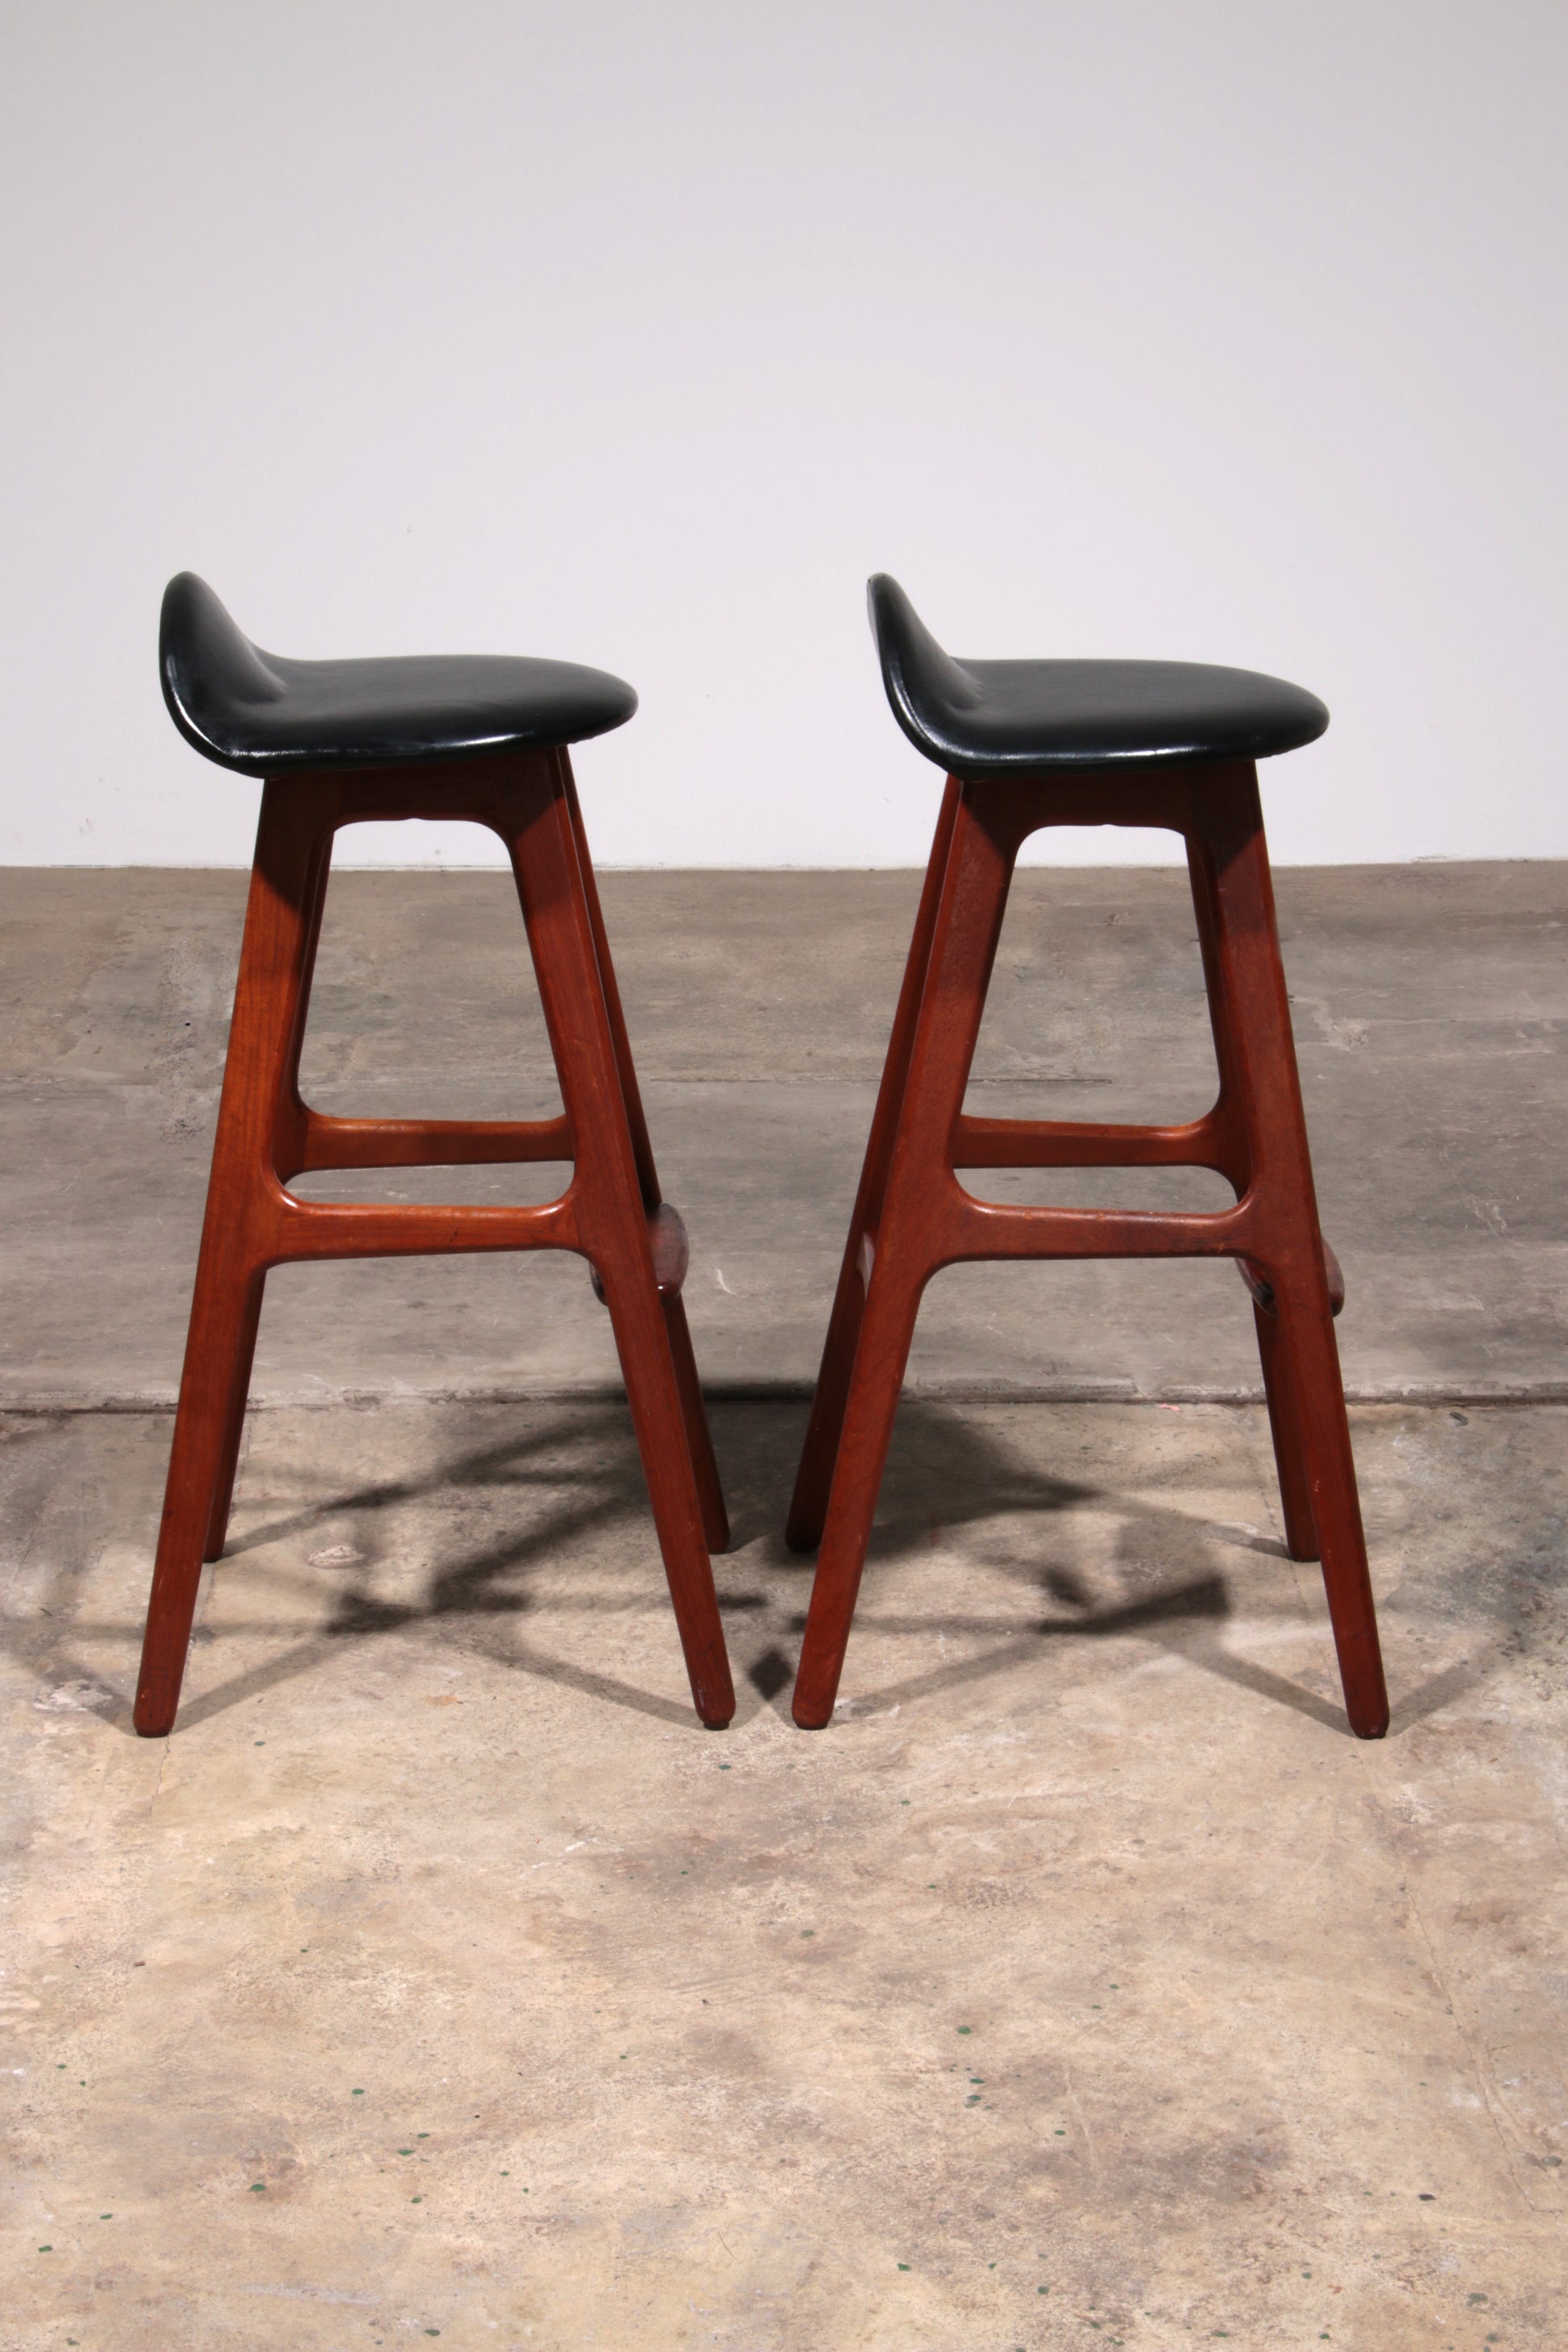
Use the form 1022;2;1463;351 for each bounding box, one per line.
787;576;1388;1740
134;575;734;1736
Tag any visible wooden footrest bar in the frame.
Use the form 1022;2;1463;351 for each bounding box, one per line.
295;1110;572;1174
952;1110;1230;1173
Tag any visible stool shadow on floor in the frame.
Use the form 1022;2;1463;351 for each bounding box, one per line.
174;1406;732;1733
9;1398;1496;1739
721;1398;1498;1739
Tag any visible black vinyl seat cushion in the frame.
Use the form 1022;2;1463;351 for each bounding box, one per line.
869;575;1328;775
160;573;638;776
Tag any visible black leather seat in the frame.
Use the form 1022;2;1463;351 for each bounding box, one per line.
869;575;1328;774
160;573;638;775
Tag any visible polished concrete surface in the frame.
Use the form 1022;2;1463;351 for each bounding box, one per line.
4;865;1567;2347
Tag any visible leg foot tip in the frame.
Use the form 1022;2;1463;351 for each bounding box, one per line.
695;1680;736;1728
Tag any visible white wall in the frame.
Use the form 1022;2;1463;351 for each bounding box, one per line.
1;1;1562;869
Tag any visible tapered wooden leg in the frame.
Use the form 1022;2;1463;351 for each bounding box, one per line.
135;783;334;1736
793;788;1015;1727
662;1293;730;1556
1251;1298;1320;1561
1186;835;1320;1560
791;1257;927;1727
1198;782;1388;1738
599;1260;735;1724
786;777;962;1552
139;1242;270;1733
201;1268;266;1562
562;767;730;1555
202;828;333;1564
1266;1270;1385;1732
508;764;735;1726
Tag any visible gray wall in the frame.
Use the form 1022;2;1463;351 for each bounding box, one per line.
2;1;1562;868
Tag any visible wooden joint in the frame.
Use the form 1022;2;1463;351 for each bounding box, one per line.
590;1201;691;1303
1238;1240;1346;1318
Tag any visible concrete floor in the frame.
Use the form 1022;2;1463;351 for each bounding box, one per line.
4;863;1567;2348
3;862;1566;1407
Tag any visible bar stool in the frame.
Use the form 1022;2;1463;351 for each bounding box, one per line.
134;575;734;1736
787;576;1388;1740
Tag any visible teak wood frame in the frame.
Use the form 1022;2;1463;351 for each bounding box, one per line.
133;749;735;1737
786;761;1390;1740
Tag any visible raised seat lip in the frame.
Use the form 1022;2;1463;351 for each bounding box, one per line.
867;574;1329;775
160;572;638;776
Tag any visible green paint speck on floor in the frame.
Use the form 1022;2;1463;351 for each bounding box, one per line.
897;2263;911;2271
